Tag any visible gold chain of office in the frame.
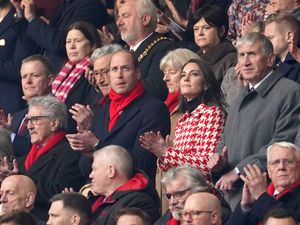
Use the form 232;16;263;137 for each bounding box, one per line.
137;36;169;62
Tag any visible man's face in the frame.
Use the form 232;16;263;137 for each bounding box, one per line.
267;147;300;193
47;201;73;225
93;54;111;96
21;60;53;100
264;217;296;225
117;215;144;225
264;22;289;60
117;2;144;45
89;155;109;195
164;177;192;220
0;177;27;213
269;0;296;13
109;51;139;95
238;41;274;85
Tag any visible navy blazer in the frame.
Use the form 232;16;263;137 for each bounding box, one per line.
91;91;171;182
0;8;39;113
25;0;111;72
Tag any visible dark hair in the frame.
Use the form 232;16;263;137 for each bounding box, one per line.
67;21;101;49
22;54;54;75
263;208;297;224
191;5;229;39
111;49;139;70
115;208;151;225
179;58;224;113
50;192;92;225
0;210;38;225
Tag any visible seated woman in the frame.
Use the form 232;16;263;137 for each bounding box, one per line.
52;21;101;132
16;95;85;221
140;58;226;176
191;5;237;84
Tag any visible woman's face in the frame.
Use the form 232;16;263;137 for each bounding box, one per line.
163;65;181;93
27;105;58;146
180;62;208;101
66;29;93;63
193;18;221;52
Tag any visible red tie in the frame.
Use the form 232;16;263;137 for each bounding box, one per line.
17;115;27;135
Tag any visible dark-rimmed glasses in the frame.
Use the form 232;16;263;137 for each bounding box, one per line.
92;69;109;77
178;210;213;220
25;116;50;125
163;187;191;200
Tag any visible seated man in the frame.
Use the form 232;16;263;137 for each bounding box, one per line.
0;210;38;225
88;145;160;225
263;208;297;225
66;49;170;182
115;208;151;225
155;166;230;225
179;192;222;225
47;192;91;225
0;175;36;215
225;142;300;225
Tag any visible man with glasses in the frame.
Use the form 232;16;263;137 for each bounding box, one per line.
179;192;222;225
225;141;300;225
155;166;230;225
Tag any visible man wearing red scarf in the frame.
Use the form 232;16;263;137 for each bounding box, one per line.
66;49;170;183
224;142;300;225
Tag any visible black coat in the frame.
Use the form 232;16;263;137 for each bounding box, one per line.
18;138;85;221
276;52;300;84
92;91;170;183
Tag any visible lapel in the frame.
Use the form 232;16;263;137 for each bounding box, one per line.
103;97;142;140
0;8;15;36
12;108;28;133
26;145;59;176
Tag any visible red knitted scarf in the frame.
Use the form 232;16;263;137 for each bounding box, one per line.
108;81;144;131
266;178;300;199
24;130;66;171
52;57;91;102
165;90;180;114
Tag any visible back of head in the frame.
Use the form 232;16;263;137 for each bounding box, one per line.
136;0;157;32
0;210;38;225
263;208;297;225
50;192;91;225
28;95;68;131
94;145;133;179
115;208;151;225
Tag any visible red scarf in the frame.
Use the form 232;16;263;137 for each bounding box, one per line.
52;57;91;102
266;178;300;199
167;218;180;225
108;81;144;131
165;91;180;114
24;130;66;171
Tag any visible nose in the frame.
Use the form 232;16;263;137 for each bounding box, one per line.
163;73;169;82
0;193;7;203
89;171;93;179
169;195;178;205
25;75;33;84
46;217;51;225
116;17;123;27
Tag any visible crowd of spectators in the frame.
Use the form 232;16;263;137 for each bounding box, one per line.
0;0;299;225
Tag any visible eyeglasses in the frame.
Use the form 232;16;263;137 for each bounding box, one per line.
178;210;213;220
268;159;298;168
92;69;109;77
25;116;50;125
163;188;191;200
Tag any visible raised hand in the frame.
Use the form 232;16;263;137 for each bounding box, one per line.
69;104;93;132
207;146;228;172
140;131;167;159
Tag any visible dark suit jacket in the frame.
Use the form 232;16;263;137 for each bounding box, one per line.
18;138;85;221
277;52;300;84
91;91;170;182
26;0;111;72
0;8;39;113
134;32;173;101
11;107;31;157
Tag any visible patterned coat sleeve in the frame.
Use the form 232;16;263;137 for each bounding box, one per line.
158;104;226;174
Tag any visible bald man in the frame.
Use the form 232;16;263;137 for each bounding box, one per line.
180;192;222;225
0;175;36;215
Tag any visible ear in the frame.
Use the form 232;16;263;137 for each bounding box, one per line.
107;165;116;178
25;192;35;209
141;14;151;27
71;214;81;225
218;26;226;38
210;211;219;224
47;74;55;86
286;31;295;45
203;82;209;91
50;118;60;132
266;53;276;68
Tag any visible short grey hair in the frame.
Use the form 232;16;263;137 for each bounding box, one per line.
91;44;123;63
267;141;300;162
28;95;68;130
160;48;200;71
236;32;274;56
93;145;133;178
161;165;210;193
136;0;157;31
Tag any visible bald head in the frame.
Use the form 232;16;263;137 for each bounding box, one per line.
182;193;221;225
0;175;36;213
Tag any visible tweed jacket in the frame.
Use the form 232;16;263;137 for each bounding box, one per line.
159;103;226;175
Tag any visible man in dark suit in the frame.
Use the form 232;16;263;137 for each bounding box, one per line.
66;49;170;182
0;54;54;157
11;0;111;72
116;0;173;101
0;0;39;113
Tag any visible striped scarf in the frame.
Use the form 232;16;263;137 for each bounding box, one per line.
52;57;91;102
